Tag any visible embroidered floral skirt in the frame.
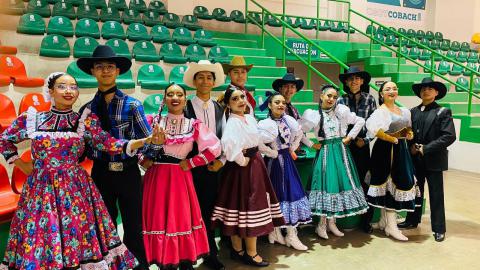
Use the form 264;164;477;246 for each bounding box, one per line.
264;148;312;227
367;138;419;212
1;164;138;270
142;163;209;268
308;137;369;218
212;152;285;237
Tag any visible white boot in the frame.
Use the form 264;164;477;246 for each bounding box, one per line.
268;227;286;245
372;208;387;230
285;226;308;251
327;218;344;237
385;210;408;241
315;217;329;239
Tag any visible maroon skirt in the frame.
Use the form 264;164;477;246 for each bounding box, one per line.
212;151;285;237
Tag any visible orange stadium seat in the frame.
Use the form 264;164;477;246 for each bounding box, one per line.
0;41;18;55
18;92;51;115
0;94;17;133
0;164;20;224
11;150;32;195
0;55;44;87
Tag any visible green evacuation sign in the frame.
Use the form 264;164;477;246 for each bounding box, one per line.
286;39;323;60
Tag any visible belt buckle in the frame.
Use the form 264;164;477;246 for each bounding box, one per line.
108;162;124;172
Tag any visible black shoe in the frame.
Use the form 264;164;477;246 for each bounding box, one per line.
397;221;418;229
230;248;244;261
362;224;373;234
434;233;445;242
203;256;226;270
179;262;194;270
242;253;269;267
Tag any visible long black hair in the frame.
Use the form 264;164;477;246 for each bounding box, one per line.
317;84;339;139
221;84;238;120
377;81;391;106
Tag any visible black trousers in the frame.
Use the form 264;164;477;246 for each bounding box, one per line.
191;166;219;257
349;143;374;229
406;167;446;233
91;161;148;269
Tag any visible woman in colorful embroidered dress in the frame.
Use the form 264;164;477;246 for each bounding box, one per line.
141;83;221;270
365;81;417;242
300;85;368;240
0;73;149;270
257;92;311;251
211;86;285;267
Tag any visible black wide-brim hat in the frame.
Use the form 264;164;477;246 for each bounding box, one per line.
272;73;304;92
77;45;132;75
412;77;447;100
339;66;371;93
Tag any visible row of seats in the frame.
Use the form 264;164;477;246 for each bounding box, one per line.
374;32;474;53
18;15;209;44
423;60;480;77
6;0;167;17
0;55;44;88
398;47;480;63
368;25;445;42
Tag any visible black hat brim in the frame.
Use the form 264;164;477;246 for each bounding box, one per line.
77;56;132;75
272;78;304;92
339;71;371;93
412;81;447;100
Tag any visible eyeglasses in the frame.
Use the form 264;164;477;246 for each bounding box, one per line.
93;64;117;72
54;84;79;91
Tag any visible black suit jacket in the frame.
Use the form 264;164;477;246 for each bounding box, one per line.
410;102;456;172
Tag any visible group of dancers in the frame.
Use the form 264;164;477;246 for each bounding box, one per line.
0;44;456;270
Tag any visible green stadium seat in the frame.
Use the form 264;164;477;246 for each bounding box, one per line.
116;70;135;89
457;51;468;62
129;0;146;13
463;62;477;76
434;31;443;41
437;60;450;75
88;0;106;9
185;44;206;62
319;20;332;31
445;50;456;61
163;12;182;29
109;0;127;11
105;38;131;59
137;64;168;90
299;18;315;30
247;12;262;25
172;27;194;45
151;25;172;43
143;94;165;114
419;38;429;47
468;51;479;63
169;65;192;89
266;14;282;27
461;42;471;52
101;21;126;40
409;47;420;60
122;8;143;24
67;0;83;6
373;33;384;44
230;10;246;23
397;27;407;37
398;46;408;57
418;49;431;60
66;61;98;88
26;0;51;18
159;42;187;63
213;7;231;22
208;45;229;64
76;4;99;21
132;41;160;62
342;22;355;33
4;0;25;15
194;29;216;47
39;34;70;58
474;78;480;93
182;15;202;31
73;36;99;58
455;77;469;92
425;30;434;41
127;23;151;41
416;29;425;39
449;63;464;76
47;16;74;37
193;6;213;20
52;2;76;19
285;16;298;28
366;25;376;35
100;6;121;22
385;34;396;46
149;0;167;15
429;39;439;50
17;13;45;35
440;40;450;51
423;60;434;72
406;29;416;38
433;49;444;61
75;18;100;38
330;21;345;33
450;41;461;52
143;10;161;27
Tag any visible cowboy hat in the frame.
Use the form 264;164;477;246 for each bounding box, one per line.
183;60;226;89
339;66;371;93
412;77;447;100
221;56;253;74
77;45;132;75
272;73;304;92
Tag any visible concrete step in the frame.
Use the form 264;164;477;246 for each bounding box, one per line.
241;55;277;66
213;37;258;48
249;66;287;77
365;56;407;65
254;89;314;102
224;46;266;56
347;49;393;62
350;43;382;51
367;63;419;75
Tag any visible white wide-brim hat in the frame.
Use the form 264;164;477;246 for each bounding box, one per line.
183;60;226;89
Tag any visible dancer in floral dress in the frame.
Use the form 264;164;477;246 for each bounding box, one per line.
0;73;149;270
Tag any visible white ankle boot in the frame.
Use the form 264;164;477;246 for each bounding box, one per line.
315;217;328;239
285;226;308;251
385;210;408;241
268;227;286;245
372;208;387;231
327;218;344;237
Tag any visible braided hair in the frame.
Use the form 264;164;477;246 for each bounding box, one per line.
317;84;339;139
